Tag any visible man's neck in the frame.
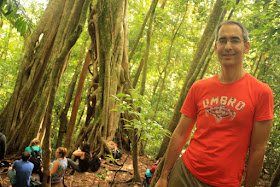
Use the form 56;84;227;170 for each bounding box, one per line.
218;67;246;84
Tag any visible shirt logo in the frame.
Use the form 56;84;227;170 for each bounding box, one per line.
202;96;245;123
206;105;236;119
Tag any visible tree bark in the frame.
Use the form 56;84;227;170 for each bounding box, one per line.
86;0;129;157
270;162;280;187
64;50;91;149
55;37;89;148
132;57;145;88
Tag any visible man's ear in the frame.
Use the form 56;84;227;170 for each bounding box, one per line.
244;41;250;54
214;42;218;52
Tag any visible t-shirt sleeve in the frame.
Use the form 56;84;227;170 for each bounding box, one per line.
30;162;34;170
180;83;198;119
254;84;274;122
13;160;18;169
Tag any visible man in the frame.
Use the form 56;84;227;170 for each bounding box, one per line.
155;20;274;187
8;151;34;187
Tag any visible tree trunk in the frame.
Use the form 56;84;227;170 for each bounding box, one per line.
85;0;129;156
64;50;91;149
55;37;88;148
0;0;90;155
132;129;141;182
128;0;159;62
253;54;262;76
150;157;165;187
152;6;187;120
270;163;280;187
132;57;145;88
160;0;168;9
156;0;226;159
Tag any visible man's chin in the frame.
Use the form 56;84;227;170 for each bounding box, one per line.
220;60;236;66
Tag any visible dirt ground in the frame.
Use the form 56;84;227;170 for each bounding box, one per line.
0;153;272;187
0;153;155;187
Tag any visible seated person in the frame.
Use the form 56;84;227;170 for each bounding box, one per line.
25;138;43;181
0;132;6;161
50;147;68;186
145;158;162;185
106;141;122;159
67;142;92;172
7;151;34;187
25;138;43;154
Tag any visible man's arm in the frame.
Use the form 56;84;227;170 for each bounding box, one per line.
155;114;195;187
244;120;272;187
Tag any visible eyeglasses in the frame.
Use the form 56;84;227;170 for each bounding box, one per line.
217;38;242;45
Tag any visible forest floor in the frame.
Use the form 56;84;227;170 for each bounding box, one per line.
0;152;272;187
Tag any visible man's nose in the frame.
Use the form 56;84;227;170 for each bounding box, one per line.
224;41;233;50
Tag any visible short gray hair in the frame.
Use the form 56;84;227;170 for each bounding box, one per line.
215;20;249;43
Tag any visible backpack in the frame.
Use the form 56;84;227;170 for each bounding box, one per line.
89;153;100;172
29;146;42;173
30;176;41;187
112;147;122;159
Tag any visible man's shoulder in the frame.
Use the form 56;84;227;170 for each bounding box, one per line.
22;161;34;169
27;161;34;167
246;74;272;91
192;76;216;87
14;160;24;167
14;160;20;165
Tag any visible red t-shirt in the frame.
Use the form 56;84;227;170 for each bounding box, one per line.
180;73;273;187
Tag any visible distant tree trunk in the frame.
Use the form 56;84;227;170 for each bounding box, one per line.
85;0;130;156
0;0;90;155
128;0;159;62
139;1;155;96
64;50;91;149
252;54;262;76
160;0;168;9
156;0;226;159
270;163;280;187
199;49;215;79
152;6;187;120
132;57;144;88
55;37;89;148
66;29;98;156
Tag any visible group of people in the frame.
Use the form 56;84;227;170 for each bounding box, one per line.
2;138;100;187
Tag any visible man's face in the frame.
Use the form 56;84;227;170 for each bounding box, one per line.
215;24;250;67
